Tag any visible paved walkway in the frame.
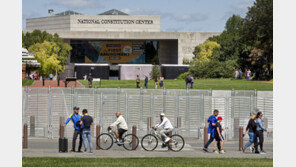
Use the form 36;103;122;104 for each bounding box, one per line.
23;139;273;159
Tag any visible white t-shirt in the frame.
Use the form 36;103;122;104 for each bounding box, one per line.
110;115;128;130
156;117;174;129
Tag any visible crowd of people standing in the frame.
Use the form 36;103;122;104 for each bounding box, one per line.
235;69;252;80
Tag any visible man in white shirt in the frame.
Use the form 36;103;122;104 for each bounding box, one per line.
109;111;128;144
153;113;174;147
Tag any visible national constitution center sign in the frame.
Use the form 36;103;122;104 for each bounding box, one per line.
77;19;154;24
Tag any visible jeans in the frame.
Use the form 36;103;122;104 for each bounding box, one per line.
255;130;264;151
144;82;148;88
159;128;173;142
204;132;215;149
72;129;82;151
186;83;191;89
244;132;257;149
82;129;93;151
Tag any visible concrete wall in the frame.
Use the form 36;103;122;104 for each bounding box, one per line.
26;16;71;31
119;64;153;80
159;40;178;64
26;15;160;32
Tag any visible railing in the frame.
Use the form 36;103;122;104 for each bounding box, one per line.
22;87;273;140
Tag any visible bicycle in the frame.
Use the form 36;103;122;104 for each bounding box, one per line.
141;128;185;152
96;127;139;151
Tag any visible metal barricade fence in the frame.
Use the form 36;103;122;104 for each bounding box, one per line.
22;87;273;141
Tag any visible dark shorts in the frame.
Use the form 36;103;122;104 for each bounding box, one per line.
118;128;127;139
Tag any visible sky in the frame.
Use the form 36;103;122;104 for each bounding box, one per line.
22;0;256;32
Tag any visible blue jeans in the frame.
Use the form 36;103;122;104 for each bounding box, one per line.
244;132;257;149
82;129;93;151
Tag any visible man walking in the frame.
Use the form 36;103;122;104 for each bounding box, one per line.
80;109;94;153
203;109;219;152
64;106;83;152
144;75;148;89
185;74;192;89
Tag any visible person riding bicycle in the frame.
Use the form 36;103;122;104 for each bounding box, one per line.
153;113;174;148
108;111;128;145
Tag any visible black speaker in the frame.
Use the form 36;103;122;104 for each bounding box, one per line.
59;138;68;152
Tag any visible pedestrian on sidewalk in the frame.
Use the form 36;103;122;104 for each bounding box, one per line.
214;116;225;154
255;111;267;154
203;109;219;152
80;109;94;153
242;114;258;153
64;106;83;152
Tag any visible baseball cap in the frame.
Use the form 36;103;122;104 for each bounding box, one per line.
73;106;79;110
160;113;165;116
217;116;223;120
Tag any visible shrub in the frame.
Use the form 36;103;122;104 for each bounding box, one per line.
189;60;237;78
177;72;189;80
150;65;161;79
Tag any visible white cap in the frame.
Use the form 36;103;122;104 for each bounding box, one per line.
160;113;165;116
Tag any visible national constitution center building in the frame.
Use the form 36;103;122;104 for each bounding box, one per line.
25;9;220;80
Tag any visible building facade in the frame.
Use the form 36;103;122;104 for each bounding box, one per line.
25;9;220;80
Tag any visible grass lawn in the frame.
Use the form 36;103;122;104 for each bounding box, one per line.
22;157;273;167
79;79;273;91
22;79;34;86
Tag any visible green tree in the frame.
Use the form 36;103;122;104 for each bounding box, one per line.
209;15;252;66
242;0;273;80
22;30;71;67
193;40;221;62
28;41;64;77
150;65;161;79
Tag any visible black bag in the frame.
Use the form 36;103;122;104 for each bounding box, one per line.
59;138;68;152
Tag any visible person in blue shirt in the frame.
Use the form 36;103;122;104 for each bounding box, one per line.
203;109;219;152
144;75;148;89
64;106;83;152
49;73;53;80
254;111;268;154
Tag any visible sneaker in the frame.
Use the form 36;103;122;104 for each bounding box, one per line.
89;150;93;153
251;147;255;153
117;141;124;146
69;149;75;152
165;137;171;143
215;150;220;154
220;150;225;154
242;147;245;152
212;149;216;152
260;150;266;154
76;150;83;153
161;143;167;148
203;148;209;152
255;151;260;154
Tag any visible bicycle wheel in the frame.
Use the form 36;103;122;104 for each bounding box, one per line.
169;134;185;152
97;133;113;150
141;134;158;151
122;134;139;151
